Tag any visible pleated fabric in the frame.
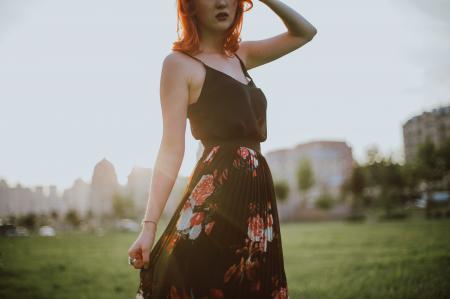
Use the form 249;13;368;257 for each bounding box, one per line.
135;142;289;299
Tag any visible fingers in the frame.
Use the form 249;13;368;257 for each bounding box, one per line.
142;249;150;270
128;243;151;270
128;255;146;270
128;252;150;270
132;258;145;269
128;244;144;259
129;251;140;260
128;249;141;269
127;246;139;258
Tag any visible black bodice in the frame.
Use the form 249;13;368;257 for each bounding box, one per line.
180;50;268;144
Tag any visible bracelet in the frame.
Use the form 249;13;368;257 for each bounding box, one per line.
141;219;158;228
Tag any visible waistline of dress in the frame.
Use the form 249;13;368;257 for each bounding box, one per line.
202;138;261;153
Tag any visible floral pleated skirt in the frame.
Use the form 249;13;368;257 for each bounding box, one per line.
135;141;289;299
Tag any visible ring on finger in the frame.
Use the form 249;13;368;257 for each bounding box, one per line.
128;256;136;266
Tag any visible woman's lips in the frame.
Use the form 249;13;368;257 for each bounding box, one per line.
215;12;229;21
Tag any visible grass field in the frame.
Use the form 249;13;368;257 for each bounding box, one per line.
1;217;449;299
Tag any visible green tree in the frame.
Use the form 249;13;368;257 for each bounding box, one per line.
414;138;444;182
376;159;407;218
112;193;136;219
411;137;450;217
37;213;50;226
401;161;421;200
18;213;38;231
65;209;82;228
315;192;335;210
347;165;366;218
296;157;315;209
435;136;450;189
274;180;290;202
50;209;59;222
362;152;409;219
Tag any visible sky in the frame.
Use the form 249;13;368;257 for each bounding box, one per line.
0;0;449;192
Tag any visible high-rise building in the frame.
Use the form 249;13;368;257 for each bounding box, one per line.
265;140;355;220
403;104;450;162
88;158;120;216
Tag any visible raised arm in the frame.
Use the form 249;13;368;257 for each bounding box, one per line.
238;0;318;70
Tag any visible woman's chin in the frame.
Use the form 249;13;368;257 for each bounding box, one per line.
214;22;232;31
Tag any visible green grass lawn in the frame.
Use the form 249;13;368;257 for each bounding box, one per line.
1;217;449;299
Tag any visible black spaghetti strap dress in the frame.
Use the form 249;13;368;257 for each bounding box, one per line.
135;50;289;299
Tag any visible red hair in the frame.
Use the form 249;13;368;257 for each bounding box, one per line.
172;0;254;58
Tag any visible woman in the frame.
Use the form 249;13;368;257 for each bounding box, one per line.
128;0;316;298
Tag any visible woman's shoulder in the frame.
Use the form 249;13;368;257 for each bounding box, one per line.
164;50;204;77
160;50;197;87
163;50;199;70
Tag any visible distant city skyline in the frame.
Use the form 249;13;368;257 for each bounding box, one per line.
0;140;355;221
1;0;449;191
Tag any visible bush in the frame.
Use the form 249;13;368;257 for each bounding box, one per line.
315;193;335;210
378;211;409;221
345;214;366;222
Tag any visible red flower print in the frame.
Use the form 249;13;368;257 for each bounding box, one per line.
273;286;288;299
209;202;219;212
224;239;265;289
233;147;260;176
263;209;274;244
224;263;239;283
204;220;216;236
238;147;250;159
244;258;259;281
165;233;181;255
190;174;215;206
189;212;205;226
267;213;273;227
248;213;265;242
217;167;229;186
174;171;222;242
232;158;240;168
258;233;267;252
271;275;288;299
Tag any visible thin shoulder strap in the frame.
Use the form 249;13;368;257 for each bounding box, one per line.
179;50;206;66
234;53;252;80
